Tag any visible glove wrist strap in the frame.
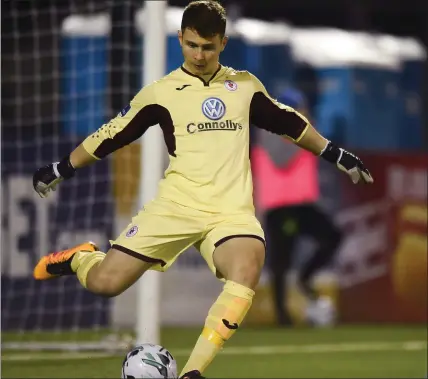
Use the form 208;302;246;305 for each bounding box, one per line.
320;141;341;163
57;155;76;179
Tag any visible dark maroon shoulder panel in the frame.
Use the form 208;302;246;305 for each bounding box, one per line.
94;104;176;158
249;91;307;140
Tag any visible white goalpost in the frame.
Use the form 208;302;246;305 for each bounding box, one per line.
137;0;167;346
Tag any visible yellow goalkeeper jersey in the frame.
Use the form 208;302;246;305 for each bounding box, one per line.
82;65;309;214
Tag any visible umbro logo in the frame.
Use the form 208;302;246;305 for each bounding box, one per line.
176;84;191;91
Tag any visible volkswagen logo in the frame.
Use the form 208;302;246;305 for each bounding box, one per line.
202;97;226;120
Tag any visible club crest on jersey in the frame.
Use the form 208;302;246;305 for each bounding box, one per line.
120;104;131;117
224;80;238;91
126;225;138;238
202;97;226;120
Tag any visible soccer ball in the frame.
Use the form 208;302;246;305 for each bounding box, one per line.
121;344;178;379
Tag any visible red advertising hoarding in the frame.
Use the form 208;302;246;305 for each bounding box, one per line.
337;152;427;323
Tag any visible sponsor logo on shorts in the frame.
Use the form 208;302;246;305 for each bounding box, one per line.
126;225;138;238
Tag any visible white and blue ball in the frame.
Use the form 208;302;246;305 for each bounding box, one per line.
121;344;177;379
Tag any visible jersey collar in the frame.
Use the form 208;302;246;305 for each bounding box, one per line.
180;64;224;87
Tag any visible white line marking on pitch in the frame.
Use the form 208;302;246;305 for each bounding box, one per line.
2;340;426;362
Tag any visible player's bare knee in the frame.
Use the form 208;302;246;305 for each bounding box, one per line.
227;248;265;289
100;281;124;297
87;271;123;297
85;247;151;297
214;237;265;289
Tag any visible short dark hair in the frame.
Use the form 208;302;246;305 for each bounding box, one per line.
181;0;227;38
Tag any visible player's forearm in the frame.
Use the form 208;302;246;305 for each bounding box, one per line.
69;143;99;169
292;124;329;155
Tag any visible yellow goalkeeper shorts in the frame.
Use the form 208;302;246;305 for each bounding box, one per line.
111;197;265;277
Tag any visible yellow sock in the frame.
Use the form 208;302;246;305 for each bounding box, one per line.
180;280;254;376
71;251;105;288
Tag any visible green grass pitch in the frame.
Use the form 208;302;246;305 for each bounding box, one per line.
2;325;427;378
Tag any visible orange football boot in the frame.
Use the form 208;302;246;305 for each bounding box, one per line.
33;241;99;280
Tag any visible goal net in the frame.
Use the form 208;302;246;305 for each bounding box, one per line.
2;0;225;354
2;0;146;352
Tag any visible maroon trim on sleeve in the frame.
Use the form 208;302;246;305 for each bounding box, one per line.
249;91;307;140
93;104;176;158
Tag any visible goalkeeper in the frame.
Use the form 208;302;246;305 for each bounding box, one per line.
32;1;373;378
